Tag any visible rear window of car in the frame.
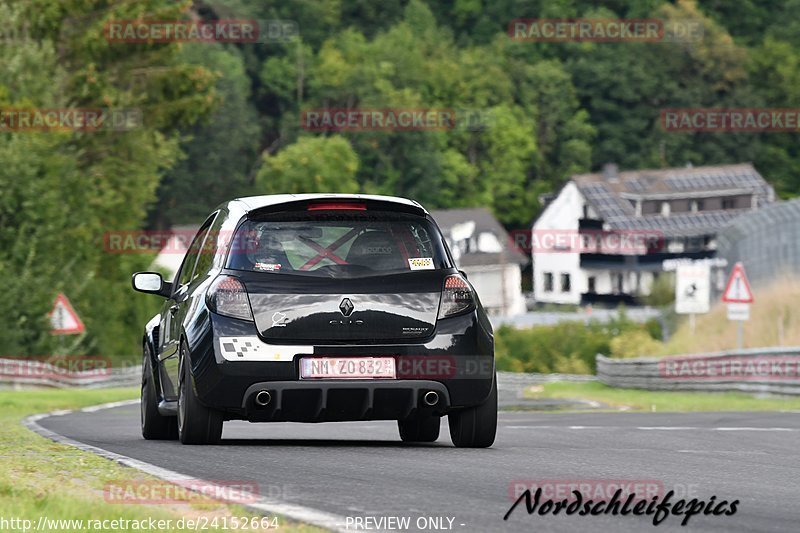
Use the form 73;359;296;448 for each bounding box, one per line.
226;210;452;277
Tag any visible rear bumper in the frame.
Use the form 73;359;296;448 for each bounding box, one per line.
188;311;494;419
241;380;451;422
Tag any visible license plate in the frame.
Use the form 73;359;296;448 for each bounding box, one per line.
299;357;396;379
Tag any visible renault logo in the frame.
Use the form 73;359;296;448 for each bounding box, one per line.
339;298;354;317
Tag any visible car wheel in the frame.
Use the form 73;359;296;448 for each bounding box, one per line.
448;372;497;448
177;342;223;445
398;415;440;443
141;346;178;440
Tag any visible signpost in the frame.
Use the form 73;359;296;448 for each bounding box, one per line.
721;262;754;349
49;293;85;335
675;262;711;333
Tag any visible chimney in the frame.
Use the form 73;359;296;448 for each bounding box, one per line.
602;163;619;182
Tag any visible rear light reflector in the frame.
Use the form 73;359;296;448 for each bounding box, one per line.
307;202;367;211
438;274;475;319
206;276;253;321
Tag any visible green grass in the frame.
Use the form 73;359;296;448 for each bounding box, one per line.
524;381;800;412
0;387;322;533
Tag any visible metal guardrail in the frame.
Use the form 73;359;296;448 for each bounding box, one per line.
0;361;597;393
0;358;140;389
597;347;800;395
493;307;662;329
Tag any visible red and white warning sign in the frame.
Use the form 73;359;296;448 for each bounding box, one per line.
722;262;754;304
49;293;85;335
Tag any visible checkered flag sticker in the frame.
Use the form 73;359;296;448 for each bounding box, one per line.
218;336;312;362
220;338;256;358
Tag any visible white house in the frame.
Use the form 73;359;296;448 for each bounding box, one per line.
532;163;774;306
430;208;528;316
149;225;195;279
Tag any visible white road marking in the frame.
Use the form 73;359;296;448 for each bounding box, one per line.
677;450;768;454
711;427;796;431
637;426;700;431
81;399;138;412
23;401;352;533
503;424;798;432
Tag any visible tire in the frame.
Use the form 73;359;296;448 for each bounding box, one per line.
141;346;178;440
398;415;440;443
177;343;223;445
448;372;497;448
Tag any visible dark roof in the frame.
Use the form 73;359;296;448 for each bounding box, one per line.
611;209;752;237
572;163;774;237
429;207;528;266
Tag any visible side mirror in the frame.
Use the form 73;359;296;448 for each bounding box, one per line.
132;272;172;297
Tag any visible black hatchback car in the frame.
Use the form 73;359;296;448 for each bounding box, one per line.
133;194;496;447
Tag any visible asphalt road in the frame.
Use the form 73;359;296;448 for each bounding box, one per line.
39;406;800;533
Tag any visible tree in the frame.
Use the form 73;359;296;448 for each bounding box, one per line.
255;135;359;194
150;44;261;227
0;0;216;357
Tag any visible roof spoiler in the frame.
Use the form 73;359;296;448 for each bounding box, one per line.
247;198;427;218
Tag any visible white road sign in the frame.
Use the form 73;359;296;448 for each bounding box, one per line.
675;262;711;314
726;302;750;321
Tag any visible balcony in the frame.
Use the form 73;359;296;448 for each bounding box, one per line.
580;250;715;270
580;292;640;306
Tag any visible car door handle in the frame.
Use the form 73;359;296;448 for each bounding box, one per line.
169;304;180;314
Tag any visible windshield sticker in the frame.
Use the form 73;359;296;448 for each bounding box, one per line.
254;262;281;271
408;257;434;270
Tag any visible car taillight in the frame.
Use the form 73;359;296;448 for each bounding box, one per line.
307;202;366;211
206;276;253;321
438;274;475;319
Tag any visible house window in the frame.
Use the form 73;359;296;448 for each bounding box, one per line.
561;273;571;293
587;276;596;293
722;198;736;210
543;272;554;292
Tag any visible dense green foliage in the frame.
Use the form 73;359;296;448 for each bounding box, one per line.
0;0;216;357
495;317;663;374
4;0;800;360
159;0;800;229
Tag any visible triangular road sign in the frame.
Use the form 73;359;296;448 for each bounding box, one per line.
722;262;754;303
49;293;85;335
